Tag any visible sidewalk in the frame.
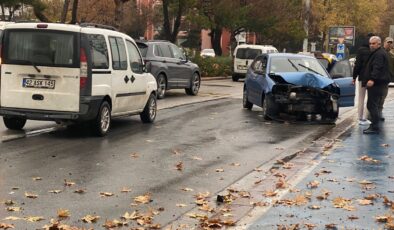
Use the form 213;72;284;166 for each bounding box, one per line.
245;100;394;229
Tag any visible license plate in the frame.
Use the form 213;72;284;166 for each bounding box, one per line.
22;78;55;89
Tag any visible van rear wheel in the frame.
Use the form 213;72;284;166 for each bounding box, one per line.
3;117;26;130
92;101;111;136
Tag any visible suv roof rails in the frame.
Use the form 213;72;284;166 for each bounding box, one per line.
80;23;117;31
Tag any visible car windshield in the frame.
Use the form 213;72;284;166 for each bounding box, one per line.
4;30;77;67
269;57;329;77
236;48;262;59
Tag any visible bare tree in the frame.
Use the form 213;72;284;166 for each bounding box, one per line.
70;0;78;24
114;0;130;29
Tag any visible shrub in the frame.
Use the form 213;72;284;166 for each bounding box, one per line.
190;54;233;77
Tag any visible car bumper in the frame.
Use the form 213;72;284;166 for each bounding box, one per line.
0;96;103;122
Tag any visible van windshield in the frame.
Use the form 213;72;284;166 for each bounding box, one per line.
236;48;262;60
4;30;77;67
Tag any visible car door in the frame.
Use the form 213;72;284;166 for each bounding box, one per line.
125;40;147;111
329;60;355;107
157;43;178;88
246;55;268;106
169;43;191;87
109;36;131;114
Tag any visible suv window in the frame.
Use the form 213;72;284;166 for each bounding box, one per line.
126;40;143;73
136;42;148;57
109;36;127;70
153;44;162;57
4;30;77;67
170;44;185;60
236;48;262;60
158;43;172;58
88;34;109;69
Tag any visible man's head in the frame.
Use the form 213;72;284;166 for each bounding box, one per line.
369;36;382;51
384;37;393;51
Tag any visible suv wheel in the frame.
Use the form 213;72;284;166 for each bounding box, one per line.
93;101;111;136
140;94;157;123
157;74;166;99
232;75;239;82
3;117;26;130
185;73;200;95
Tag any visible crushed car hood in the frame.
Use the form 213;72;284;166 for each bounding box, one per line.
272;72;334;89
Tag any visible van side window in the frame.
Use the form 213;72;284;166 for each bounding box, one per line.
126;40;143;74
109;36;127;70
87;34;109;69
158;44;172;58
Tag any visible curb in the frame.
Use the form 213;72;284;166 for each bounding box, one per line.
201;76;231;81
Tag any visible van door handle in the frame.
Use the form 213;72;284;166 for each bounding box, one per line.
124;75;129;83
130;75;135;83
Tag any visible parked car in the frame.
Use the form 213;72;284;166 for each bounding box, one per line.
200;48;215;58
136;40;201;99
232;44;278;82
0;23;158;136
242;53;355;123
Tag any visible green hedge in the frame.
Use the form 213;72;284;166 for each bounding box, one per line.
190;55;233;77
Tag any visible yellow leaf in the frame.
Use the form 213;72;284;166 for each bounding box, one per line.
0;223;14;229
276;177;287;189
230;163;241;166
181;187;194;192
4;200;15;206
308;205;321;209
81;214;100;223
307;180;320;188
24;192;38;199
100;192;114;197
199;204;214;212
48;190;62;194
121;187;132;193
187;213;208;220
130;153;139;158
358;199;373;205
359;180;374;185
263;190;277;197
32;177;42;181
57;209;70;218
215;168;224;172
176;204;187;207
64;180;75;186
25;216;44;222
121;211;140;220
6;207;21;212
282;162;294;169
134;193;151;204
3;216;22;221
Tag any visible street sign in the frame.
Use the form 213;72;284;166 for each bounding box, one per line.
336;43;345;60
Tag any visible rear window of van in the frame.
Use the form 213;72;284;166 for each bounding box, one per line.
236;48;262;60
3;30;78;67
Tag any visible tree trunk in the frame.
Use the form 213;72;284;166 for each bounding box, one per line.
162;0;184;43
211;27;222;56
162;0;172;41
61;0;70;23
70;0;78;24
0;5;5;21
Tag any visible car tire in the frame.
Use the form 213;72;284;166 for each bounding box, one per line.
321;111;338;124
140;93;157;123
261;97;271;120
243;88;253;110
185;73;200;96
157;74;167;99
3;117;26;130
92;101;111;137
232;75;239;82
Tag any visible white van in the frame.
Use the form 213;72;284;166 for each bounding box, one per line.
232;44;278;81
0;23;157;136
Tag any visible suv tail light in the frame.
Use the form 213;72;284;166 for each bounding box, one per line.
80;48;88;89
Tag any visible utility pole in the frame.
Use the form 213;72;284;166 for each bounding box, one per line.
303;0;310;52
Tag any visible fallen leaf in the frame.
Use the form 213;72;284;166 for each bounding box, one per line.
359;180;374;185
250;201;269;207
304;223;317;229
57;209;70;218
192;156;203;161
282;163;294;169
176;204;187;207
381;143;390;147
48;190;62;194
32;177;42;181
365;194;379;200
4;200;15;206
64;180;75;187
6;207;21;212
3;217;22;221
0;223;14;229
215;168;224;172
358;199;373;205
102;219;127;228
175;162;183;171
81;215;100;223
24;192;38;199
263;190;277;197
359;155;380;163
199;204;214;212
325;223;336;229
121;187;132;193
348;215;359;220
276;178;287;189
307;180;320;188
187;213;208;220
274;172;287;178
172;149;181;155
376;215;392;223
230;163;241;166
294;194;308;205
327;178;339;182
130;153;139;158
238;191;251;198
134;193;151;204
121;211;140;220
308;205;321;210
181;187;194;192
100;192;114;197
25;216;44;222
332;197;352;208
254;168;263;172
74;189;86;194
254;179;263;184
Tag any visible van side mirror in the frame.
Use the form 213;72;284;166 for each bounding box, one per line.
144;61;152;73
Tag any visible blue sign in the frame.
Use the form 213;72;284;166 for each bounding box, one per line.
336;53;344;60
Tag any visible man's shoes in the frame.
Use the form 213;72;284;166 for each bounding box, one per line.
363;126;379;134
380;117;385;122
358;119;371;125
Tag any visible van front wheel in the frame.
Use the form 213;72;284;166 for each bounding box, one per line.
93;101;111;136
140;94;157;123
3;117;26;130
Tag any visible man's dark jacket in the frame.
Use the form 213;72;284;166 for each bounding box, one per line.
362;47;391;86
353;43;371;82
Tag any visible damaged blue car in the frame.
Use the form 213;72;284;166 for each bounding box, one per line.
243;53;355;123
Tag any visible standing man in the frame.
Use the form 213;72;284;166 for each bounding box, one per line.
363;36;391;134
352;33;374;126
379;37;394;121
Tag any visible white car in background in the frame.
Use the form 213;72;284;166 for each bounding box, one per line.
200;49;215;58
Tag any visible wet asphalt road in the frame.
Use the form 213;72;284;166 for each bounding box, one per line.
0;97;334;229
